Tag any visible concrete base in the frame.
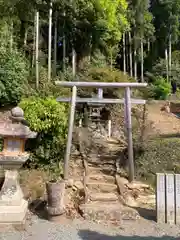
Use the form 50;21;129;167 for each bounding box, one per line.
0;199;28;224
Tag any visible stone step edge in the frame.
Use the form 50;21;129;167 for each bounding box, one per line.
87;174;116;184
88;192;119;202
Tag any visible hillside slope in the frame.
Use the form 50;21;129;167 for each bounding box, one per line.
147;101;180;136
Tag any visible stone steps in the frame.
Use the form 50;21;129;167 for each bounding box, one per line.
88;192;119;202
87;154;119;164
79;202;140;221
83;142;126;222
87;174;115;184
87;166;116;176
86;181;118;193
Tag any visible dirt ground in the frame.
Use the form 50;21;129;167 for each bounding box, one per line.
147;101;180;135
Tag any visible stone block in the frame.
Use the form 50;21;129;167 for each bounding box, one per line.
166;174;175;224
0;199;28;224
175;174;180;224
156;173;165;223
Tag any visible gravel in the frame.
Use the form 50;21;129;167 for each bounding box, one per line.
0;215;180;240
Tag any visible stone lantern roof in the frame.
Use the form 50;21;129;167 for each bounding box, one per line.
0;107;37;139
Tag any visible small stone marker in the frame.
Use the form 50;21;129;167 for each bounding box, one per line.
166;174;175;224
175;174;180;224
156;173;166;223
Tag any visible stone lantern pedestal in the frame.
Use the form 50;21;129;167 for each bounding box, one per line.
0;107;37;224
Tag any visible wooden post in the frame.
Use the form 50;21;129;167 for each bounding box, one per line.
64;86;77;180
124;87;134;182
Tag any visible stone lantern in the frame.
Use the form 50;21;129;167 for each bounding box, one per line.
0;107;37;225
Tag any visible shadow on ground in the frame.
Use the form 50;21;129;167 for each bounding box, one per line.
29;199;48;220
78;230;179;240
131;207;156;222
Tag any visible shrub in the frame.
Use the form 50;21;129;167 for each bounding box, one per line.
19;97;68;167
135;137;180;185
0;46;28;106
172;51;180;64
77;66;135;98
151;58;180;87
151;77;171;100
85;67;134;83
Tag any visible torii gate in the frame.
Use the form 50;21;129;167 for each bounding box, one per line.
55;81;147;182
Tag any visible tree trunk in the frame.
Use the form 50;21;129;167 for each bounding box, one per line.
126;34;129;74
32;13;36;68
63;11;66;72
165;48;169;82
110;48;113;70
24;28;28;47
169;34;172;82
53;11;57;76
72;48;76;77
134;44;137;81
35;11;39;89
140;37;144;82
129;32;133;77
10;22;13;52
147;39;150;52
48;1;52;82
123;33;126;75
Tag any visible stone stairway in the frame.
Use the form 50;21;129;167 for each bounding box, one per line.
79;150;140;222
76;125;147;222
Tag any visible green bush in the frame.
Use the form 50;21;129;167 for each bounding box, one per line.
172;50;180;64
140;77;171;100
19;97;68;167
77;66;135;98
0;46;28;106
151;58;180;87
135;137;180;185
151;77;171;100
85;67;135;83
